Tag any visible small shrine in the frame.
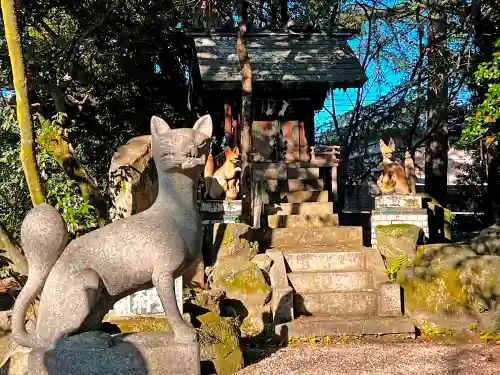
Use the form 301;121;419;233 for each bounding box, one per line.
187;28;367;227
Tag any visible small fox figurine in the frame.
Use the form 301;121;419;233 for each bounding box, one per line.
204;146;241;200
377;138;416;195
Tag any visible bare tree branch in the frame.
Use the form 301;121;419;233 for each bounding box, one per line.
65;0;125;82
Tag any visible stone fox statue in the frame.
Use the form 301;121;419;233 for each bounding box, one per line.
12;115;213;349
377;138;416;195
204;146;241;200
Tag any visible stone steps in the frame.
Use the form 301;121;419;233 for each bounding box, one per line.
264;202;333;216
253;163;320;180
276;316;415;338
295;291;378;316
265;179;324;193
288;271;373;293
263;226;363;248
279;190;330;203
266;214;339;229
283;250;366;272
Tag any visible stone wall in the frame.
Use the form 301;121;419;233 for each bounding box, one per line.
371;195;429;248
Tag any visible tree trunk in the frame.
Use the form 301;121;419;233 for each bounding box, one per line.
1;0;45;204
279;0;288;26
486;144;500;225
36;114;107;225
424;8;448;207
236;0;252;197
0;225;28;278
335;148;350;213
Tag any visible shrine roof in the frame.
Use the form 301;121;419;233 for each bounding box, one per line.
187;29;368;90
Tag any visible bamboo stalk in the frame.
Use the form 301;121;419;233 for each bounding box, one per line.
1;0;45;204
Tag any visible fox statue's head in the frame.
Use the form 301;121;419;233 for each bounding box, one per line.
151;115;213;176
379;138;396;162
224;146;240;165
224;146;240;167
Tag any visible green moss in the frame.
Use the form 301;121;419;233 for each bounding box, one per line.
106;317;171;333
386;254;410;282
214;261;270;295
401;267;468;315
198;312;243;375
375;224;421;237
221;225;232;248
413;246;426;266
218;224;258;261
376;224;422;264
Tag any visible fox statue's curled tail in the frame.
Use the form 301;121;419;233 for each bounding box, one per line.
11;203;68;348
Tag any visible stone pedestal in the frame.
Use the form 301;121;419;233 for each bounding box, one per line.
12;332;199;375
111;277;183;317
371;195;428;248
200;200;243;224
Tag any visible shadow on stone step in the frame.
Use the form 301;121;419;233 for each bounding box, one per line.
280;191;325;203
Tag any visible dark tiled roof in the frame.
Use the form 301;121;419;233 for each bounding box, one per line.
192;31;367;89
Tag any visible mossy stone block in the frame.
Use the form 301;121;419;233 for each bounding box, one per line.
376;224;423;264
213;223;259;262
198;311;244;375
397;243;500;333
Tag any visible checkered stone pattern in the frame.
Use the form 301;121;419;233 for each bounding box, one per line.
371;195;428;248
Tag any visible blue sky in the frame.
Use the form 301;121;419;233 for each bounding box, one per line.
315;31;403;127
314;1;472;131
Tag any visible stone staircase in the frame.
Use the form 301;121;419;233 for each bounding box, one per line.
253;162;338;229
252;162;415;338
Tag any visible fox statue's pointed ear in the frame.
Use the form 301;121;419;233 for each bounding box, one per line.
379;139;386;148
151;116;171;137
389;138;396;150
234;146;240;155
193;114;213;138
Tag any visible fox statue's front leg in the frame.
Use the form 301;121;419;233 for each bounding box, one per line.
152;266;196;343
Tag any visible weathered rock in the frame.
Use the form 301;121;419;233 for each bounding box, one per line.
108;135;157;221
376;224;423;264
470;224;500;256
212;223;258;262
397;243;500;333
251;254;272;274
210;259;271;337
193;289;225;315
198;312;243;375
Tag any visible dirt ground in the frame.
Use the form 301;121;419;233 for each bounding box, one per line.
236;342;500;375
